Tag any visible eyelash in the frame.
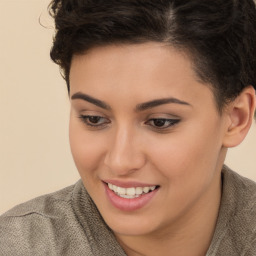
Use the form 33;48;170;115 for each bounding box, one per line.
78;115;180;130
78;115;110;128
145;118;180;129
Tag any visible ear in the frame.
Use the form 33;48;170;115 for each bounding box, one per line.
222;86;256;148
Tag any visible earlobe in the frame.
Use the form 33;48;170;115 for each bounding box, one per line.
223;86;256;148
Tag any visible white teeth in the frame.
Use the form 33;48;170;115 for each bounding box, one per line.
143;187;150;193
112;185;118;193
135;187;143;195
107;183;158;198
119;194;140;199
117;186;126;195
126;187;136;196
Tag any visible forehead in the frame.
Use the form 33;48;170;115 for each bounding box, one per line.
69;42;216;110
70;42;198;86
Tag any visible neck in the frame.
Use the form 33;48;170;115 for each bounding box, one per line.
115;171;222;256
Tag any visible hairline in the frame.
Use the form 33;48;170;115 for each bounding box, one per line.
67;40;225;115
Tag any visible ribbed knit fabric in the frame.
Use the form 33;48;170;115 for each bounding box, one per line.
0;166;255;255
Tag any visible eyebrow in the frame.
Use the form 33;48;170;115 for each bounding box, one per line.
71;92;111;110
135;97;191;112
71;92;191;111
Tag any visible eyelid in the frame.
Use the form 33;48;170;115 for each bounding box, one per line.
78;114;111;128
144;117;180;130
146;112;181;119
77;111;181;131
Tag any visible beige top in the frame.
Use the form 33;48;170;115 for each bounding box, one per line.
0;166;256;256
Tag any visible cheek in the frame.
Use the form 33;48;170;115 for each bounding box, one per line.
148;123;223;183
69;118;105;179
146;125;223;215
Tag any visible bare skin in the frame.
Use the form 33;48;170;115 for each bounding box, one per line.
69;43;255;256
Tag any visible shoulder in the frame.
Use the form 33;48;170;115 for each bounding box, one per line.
222;166;256;217
224;165;256;192
226;167;256;253
0;180;94;256
208;166;256;255
1;182;75;218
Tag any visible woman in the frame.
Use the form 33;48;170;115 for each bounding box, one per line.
0;0;256;255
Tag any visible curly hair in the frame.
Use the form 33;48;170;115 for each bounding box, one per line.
49;0;256;111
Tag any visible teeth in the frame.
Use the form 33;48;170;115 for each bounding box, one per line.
126;187;136;196
119;194;140;199
112;185;118;193
143;187;150;193
107;183;158;198
117;186;126;195
135;187;143;195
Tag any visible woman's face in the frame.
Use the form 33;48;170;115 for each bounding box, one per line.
69;43;229;237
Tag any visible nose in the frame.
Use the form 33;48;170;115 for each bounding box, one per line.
104;125;146;176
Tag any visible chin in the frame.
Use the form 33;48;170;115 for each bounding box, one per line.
103;212;162;237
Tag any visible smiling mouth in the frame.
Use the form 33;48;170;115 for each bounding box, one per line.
107;183;160;199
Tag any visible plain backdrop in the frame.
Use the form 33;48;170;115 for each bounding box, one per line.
0;0;255;215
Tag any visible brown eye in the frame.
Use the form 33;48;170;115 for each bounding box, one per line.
146;118;180;129
153;119;166;127
78;115;110;127
88;116;101;124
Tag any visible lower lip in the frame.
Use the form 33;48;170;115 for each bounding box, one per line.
104;183;159;212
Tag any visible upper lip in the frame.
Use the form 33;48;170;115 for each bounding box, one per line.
102;179;159;188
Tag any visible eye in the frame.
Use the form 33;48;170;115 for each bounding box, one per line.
78;115;110;127
145;118;180;129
